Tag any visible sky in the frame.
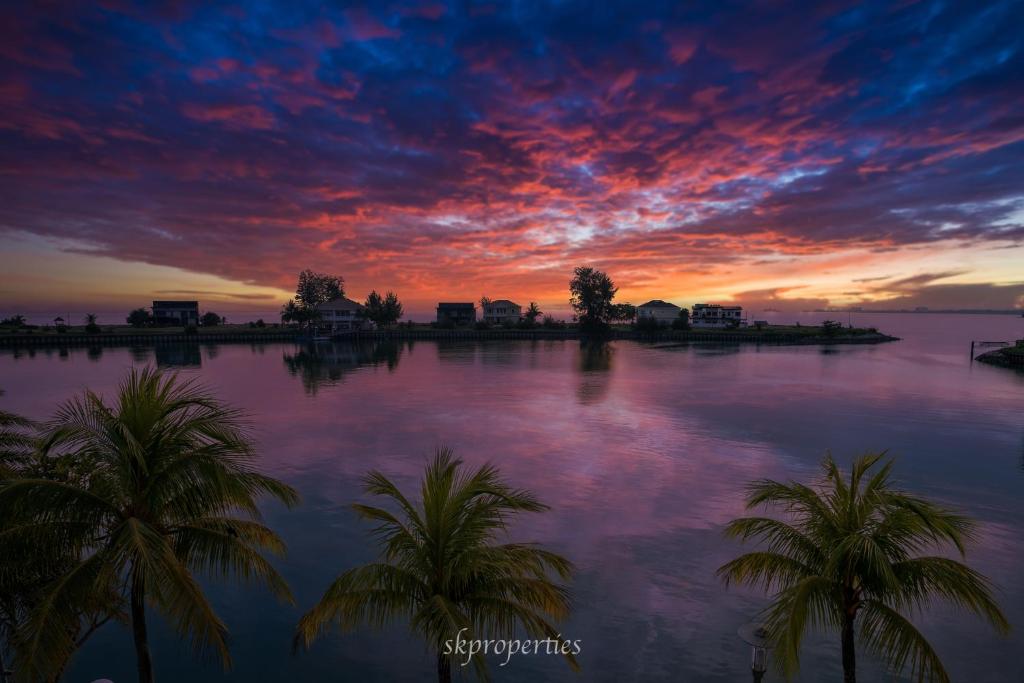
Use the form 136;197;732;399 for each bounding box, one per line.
1;0;1023;320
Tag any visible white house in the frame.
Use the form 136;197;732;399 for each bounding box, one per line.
482;299;522;325
691;303;745;328
316;297;372;332
637;300;681;325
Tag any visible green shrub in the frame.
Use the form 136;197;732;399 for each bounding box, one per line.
634;316;662;333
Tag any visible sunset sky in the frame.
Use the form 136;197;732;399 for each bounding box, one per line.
1;0;1022;319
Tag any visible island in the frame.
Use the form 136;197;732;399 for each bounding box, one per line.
975;340;1024;370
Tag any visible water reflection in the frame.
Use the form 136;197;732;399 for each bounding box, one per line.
1;331;1023;682
282;340;405;394
155;343;203;368
576;341;613;405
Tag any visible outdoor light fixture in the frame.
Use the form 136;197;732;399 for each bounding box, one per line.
738;621;773;682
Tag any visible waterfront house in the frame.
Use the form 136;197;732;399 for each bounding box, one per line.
637;300;681;326
482;299;522;325
691;303;745;328
317;296;371;332
436;302;476;326
152;300;199;326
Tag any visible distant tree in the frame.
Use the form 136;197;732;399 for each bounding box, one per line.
542;315;565;329
363;291;404;328
569;266;617;332
822;320;843;336
671;308;690;330
126;308;151;328
524;302;543;324
1;314;26;327
480;296;492;309
281;270;344;329
296;270;344;309
610;303;636;324
84;313;101;334
634;316;661;333
200;311;222;327
280;300;315;327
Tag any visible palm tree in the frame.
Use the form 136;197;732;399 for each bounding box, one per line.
0;368;299;683
524;302;542;324
0;409;123;683
0;403;34;478
294;447;577;682
718;453;1009;683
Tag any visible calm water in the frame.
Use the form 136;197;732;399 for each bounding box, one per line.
2;313;1022;682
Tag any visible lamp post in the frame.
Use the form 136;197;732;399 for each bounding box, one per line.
738;622;772;682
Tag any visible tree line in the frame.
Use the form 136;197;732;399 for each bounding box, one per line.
279;270;404;329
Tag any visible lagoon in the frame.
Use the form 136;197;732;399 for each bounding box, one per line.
2;313;1022;682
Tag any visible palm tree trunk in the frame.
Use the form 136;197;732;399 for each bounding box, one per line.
841;612;856;683
436;651;451;683
130;574;155;683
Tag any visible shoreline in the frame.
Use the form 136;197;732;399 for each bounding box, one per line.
975;346;1024;369
0;326;899;348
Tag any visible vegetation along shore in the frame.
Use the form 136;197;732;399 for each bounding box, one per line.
1;266;898;348
975;340;1024;369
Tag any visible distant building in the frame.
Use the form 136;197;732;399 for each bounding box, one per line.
152;300;198;326
436;303;476;326
637;300;681;326
691;303;745;328
482;299;522;325
316;297;371;332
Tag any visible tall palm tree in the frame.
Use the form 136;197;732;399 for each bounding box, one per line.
0;368;299;683
718;453;1009;683
294;447;577;682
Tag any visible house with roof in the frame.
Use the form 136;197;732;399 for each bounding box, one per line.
691;303;745;328
317;297;371;332
436;303;476;326
152;300;199;326
637;300;681;326
482;299;522;325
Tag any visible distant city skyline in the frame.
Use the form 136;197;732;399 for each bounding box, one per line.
1;1;1022;315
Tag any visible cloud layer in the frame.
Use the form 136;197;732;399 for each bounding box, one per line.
1;0;1022;311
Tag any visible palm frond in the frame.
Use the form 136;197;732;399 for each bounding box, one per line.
858;599;950;683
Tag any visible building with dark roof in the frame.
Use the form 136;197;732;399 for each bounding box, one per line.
152;300;199;326
436;302;476;326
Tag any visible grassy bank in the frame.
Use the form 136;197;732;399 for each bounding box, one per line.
976;341;1024;369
